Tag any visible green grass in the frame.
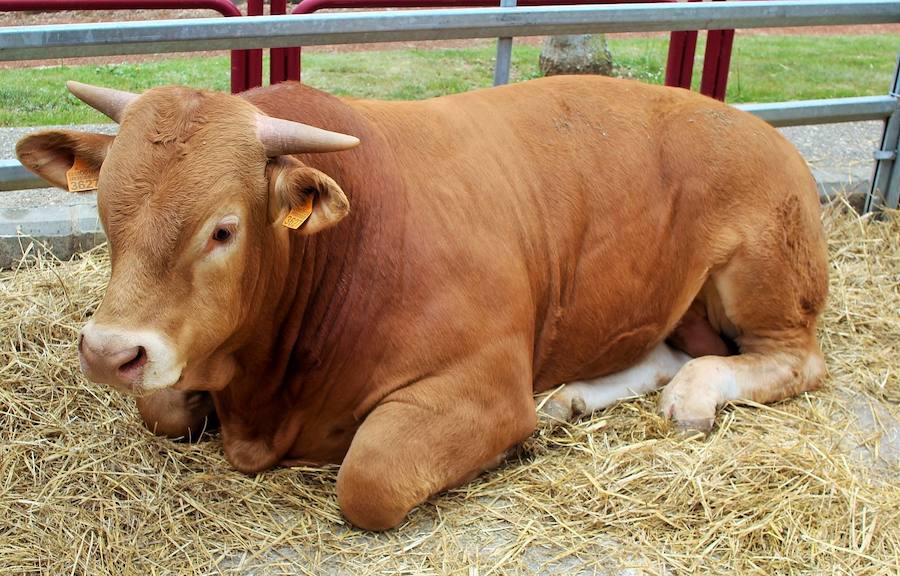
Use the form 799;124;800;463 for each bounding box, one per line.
1;34;896;126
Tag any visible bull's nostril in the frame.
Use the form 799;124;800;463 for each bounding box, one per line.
119;346;148;375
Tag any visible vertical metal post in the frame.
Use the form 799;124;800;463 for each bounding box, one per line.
664;30;698;90
866;50;900;212
270;0;289;85
699;0;735;100
664;0;701;90
246;0;265;89
493;0;517;86
700;28;735;100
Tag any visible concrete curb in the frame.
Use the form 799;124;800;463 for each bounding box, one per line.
1;198;103;268
812;168;871;210
0;171;871;269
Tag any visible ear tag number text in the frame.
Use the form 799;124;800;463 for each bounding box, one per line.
282;194;314;229
66;157;100;192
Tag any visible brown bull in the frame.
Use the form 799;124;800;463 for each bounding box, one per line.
16;76;827;530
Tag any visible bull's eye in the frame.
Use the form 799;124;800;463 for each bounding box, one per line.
212;227;232;243
205;216;239;253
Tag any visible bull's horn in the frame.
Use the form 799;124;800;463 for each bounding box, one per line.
256;114;359;156
67;81;138;124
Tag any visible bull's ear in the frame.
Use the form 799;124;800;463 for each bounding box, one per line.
15;130;114;191
268;157;349;235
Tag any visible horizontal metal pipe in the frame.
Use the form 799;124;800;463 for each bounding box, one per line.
735;96;899;127
3;96;896;191
2;1;899;61
0;160;50;192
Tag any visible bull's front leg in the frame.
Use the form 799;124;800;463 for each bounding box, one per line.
336;349;536;530
136;389;218;441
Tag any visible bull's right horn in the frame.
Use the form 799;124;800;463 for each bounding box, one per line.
67;81;138;124
256;114;360;156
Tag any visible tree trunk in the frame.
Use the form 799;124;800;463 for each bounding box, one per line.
539;34;613;77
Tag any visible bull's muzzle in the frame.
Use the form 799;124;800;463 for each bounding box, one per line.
78;321;182;393
79;332;145;390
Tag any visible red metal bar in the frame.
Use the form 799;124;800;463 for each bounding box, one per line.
270;0;289;85
717;29;736;99
699;28;734;100
247;0;265;90
0;0;249;93
699;0;736;100
285;40;302;84
664;30;697;90
664;0;702;91
286;0;698;87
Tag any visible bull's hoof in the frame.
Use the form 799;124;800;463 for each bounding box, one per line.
539;392;586;423
658;363;720;435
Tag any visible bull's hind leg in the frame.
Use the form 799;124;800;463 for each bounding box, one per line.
659;339;825;432
541;308;734;422
542;343;691;422
659;196;829;432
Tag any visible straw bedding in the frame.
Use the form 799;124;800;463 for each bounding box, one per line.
1;204;897;575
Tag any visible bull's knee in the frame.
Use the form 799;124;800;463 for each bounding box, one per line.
336;458;419;531
136;389;217;441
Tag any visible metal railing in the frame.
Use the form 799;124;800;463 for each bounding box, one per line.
1;0;899;208
4;2;899;58
0;0;252;92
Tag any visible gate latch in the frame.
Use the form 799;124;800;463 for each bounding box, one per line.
874;149;897;161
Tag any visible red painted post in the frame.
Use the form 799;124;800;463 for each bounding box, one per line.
717;28;736;99
663;0;702;91
270;0;289;85
664;30;697;90
247;0;265;90
286;0;698;87
699;0;737;100
0;0;250;93
699;28;734;100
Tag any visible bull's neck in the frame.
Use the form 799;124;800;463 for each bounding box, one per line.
225;87;404;423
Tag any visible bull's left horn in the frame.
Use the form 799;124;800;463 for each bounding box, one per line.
256;114;360;156
67;81;138;124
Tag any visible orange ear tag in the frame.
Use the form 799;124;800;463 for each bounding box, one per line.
281;194;314;229
65;157;100;192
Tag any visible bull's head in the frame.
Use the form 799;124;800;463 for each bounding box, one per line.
16;82;359;395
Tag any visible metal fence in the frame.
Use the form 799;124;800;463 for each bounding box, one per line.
1;0;899;209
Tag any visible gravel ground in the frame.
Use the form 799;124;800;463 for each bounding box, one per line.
0;120;883;210
780;121;881;184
